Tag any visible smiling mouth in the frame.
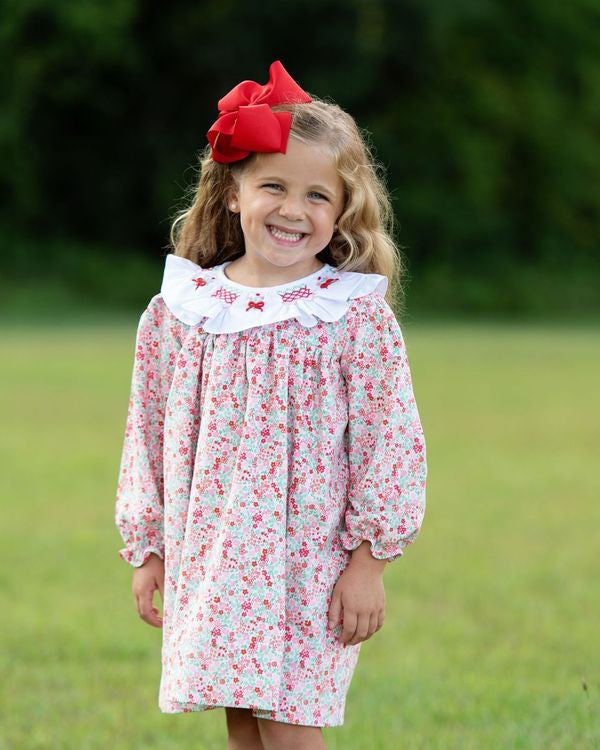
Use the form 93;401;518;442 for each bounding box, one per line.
267;225;307;242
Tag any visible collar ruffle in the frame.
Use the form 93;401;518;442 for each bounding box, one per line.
160;254;388;333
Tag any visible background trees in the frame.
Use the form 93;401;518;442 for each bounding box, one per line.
2;0;598;315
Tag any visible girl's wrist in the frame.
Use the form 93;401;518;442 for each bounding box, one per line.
350;540;388;571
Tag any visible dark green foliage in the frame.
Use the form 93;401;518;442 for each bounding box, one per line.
1;0;598;313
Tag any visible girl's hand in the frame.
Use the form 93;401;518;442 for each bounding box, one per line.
328;557;386;646
131;552;165;628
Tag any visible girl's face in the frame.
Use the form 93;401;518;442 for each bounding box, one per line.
228;137;345;274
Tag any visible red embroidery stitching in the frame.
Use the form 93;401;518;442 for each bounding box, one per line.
246;300;265;312
212;287;238;305
280;286;313;303
319;277;339;289
192;276;207;289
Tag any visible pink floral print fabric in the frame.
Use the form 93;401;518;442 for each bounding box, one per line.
115;290;427;727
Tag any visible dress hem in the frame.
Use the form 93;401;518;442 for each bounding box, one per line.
159;699;344;727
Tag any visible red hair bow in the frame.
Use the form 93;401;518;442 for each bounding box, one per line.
206;60;312;164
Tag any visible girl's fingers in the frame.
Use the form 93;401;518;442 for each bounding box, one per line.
369;611;380;635
340;609;357;645
328;590;342;629
342;611;382;645
346;612;370;645
136;584;163;628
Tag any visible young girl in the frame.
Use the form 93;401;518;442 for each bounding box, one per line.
115;60;427;749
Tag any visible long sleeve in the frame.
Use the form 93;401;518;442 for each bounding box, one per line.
339;294;427;563
115;293;189;567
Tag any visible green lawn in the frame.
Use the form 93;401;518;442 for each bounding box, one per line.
1;319;598;750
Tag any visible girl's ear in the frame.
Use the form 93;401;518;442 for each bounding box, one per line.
226;185;240;214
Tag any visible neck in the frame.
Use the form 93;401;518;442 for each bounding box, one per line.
224;257;325;287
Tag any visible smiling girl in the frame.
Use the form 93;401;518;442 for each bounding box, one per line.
223;137;344;287
115;61;427;750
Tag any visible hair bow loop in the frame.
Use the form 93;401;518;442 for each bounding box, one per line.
206;60;311;164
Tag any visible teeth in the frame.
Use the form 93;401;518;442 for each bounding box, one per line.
269;226;303;241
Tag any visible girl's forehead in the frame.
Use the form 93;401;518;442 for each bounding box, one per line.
245;141;341;186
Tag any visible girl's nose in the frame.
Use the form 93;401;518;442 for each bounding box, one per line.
279;197;305;221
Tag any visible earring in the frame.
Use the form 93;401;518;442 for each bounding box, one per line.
334;223;339;230
230;202;238;211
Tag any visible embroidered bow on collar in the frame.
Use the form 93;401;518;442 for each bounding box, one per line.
206;60;312;164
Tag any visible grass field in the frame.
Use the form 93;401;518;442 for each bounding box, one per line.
0;318;598;749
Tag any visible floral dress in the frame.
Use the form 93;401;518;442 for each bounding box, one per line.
115;254;427;727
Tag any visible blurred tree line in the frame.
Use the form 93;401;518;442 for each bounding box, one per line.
1;0;598;317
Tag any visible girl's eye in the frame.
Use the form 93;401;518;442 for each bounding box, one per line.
262;184;328;201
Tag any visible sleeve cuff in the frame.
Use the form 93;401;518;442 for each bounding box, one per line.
339;532;405;562
118;545;164;568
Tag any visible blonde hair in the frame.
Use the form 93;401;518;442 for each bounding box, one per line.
168;95;408;312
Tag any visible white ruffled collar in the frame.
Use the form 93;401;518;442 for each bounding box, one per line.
160;254;388;333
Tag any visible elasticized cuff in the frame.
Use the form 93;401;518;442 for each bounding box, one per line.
338;532;405;562
118;545;164;568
